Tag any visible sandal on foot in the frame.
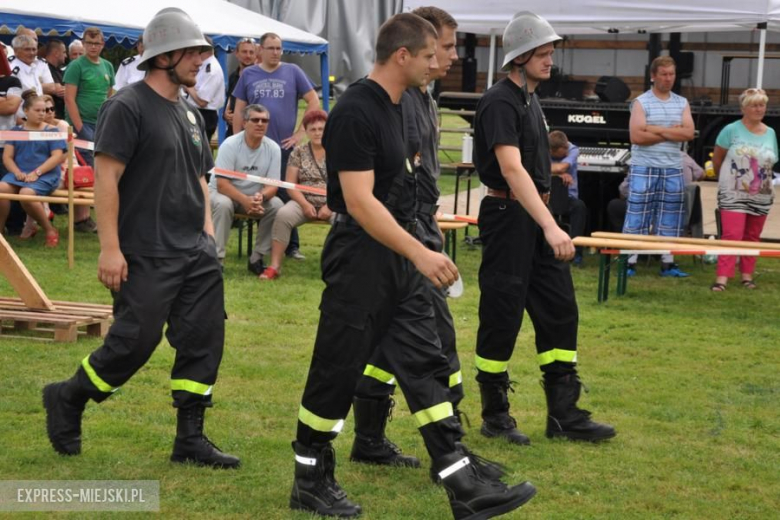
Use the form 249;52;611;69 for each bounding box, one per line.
710;283;727;292
741;280;757;290
259;266;280;280
20;221;39;240
45;230;59;248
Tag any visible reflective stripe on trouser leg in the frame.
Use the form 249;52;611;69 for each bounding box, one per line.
413;402;454;428
448;370;463;388
171;379;214;396
298;405;345;434
363;364;396;385
475;355;508;374
81;356;119;394
537;349;577;366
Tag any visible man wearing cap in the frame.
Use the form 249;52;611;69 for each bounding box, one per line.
472;11;616;446
43;7;239;470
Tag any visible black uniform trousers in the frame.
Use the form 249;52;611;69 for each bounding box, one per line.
74;237;226;409
297;221;459;460
475;196;579;385
354;213;463;409
197;108;218;143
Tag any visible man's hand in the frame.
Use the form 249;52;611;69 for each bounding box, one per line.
54;84;65;97
543;225;575;261
223;106;233;125
317;205;332;221
281;129;304;150
560;173;574;187
98;248;128;291
244;191;265;216
411;249;460;289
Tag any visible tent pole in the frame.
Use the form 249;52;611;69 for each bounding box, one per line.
756;22;767;89
321;52;330;111
216;46;229;144
487;31;496;89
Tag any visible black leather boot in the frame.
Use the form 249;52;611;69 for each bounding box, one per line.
290;441;362;517
350;396;420;468
430;442;506;485
43;379;89;455
543;374;616;442
479;381;530;445
434;451;536;520
170;405;240;468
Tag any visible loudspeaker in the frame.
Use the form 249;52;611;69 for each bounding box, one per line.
595;76;631;103
676;52;694;79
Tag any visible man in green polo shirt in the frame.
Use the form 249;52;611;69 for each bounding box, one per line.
64;26;115;164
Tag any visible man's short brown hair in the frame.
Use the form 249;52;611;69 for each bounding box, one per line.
650;56;676;75
260;33;281;46
548;130;569;151
412;6;458;33
375;13;437;64
83;27;104;42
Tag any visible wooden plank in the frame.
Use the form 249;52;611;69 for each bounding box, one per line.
0;311;94;324
50;189;95;199
575;236;737;251
591;232;780;251
0;234;54;311
0;299;111;318
0;193;94;205
54;323;79;343
86;321;109;337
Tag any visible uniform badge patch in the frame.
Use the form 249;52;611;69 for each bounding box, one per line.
190;126;202;148
186;111;197;125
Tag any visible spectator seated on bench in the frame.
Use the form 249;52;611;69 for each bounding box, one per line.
261;110;331;280
549;130;588;265
209;104;281;274
1;90;65;247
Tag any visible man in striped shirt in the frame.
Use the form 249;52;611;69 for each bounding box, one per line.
625;56;695;277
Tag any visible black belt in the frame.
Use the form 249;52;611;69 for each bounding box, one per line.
416;201;439;216
334;213;417;233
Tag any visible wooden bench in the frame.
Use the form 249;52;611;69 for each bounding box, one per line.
234;213;329;258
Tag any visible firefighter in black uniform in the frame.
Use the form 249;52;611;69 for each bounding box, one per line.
290;13;535;519
473;12;616;446
42;8;239;469
349;6;465;472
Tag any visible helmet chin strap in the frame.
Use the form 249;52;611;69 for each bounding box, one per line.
514;48;536;107
149;51;187;86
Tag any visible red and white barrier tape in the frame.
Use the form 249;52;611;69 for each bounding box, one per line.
600;248;780;258
211;167;326;196
438;212;478;225
0;130;94;151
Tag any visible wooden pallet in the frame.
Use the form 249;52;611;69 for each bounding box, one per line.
0;297;112;343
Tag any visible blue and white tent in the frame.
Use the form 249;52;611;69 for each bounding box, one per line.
1;0;331;110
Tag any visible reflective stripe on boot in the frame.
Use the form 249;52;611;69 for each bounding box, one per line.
435;450;537;520
290;441;362;517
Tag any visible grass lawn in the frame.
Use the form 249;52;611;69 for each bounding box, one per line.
1;206;779;519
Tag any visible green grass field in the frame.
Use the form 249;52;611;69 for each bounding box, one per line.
1;216;778;519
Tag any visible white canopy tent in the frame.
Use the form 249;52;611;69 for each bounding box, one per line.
0;0;331;110
403;0;780;88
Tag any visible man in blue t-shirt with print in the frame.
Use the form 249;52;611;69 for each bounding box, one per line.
232;33;320;260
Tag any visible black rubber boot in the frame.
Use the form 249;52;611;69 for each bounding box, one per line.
430;442;506;485
479;381;530;446
350;396;420;468
43;379;89;456
434;451;536;520
170;405;241;468
290;441;362;517
543;374;616;442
